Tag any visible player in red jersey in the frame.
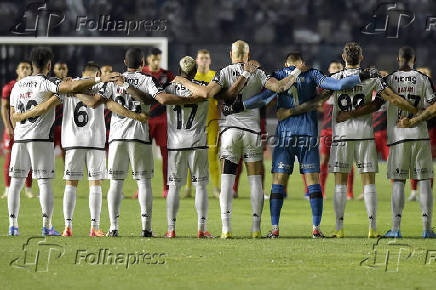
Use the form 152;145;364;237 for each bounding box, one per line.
319;61;355;199
1;61;33;199
53;61;69;161
136;48;175;198
409;67;435;201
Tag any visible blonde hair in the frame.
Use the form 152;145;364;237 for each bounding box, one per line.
197;49;210;56
179;56;196;74
231;40;249;59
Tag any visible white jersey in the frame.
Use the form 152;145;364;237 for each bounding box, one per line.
331;68;385;140
212;63;270;132
10;74;60;142
100;71;163;144
165;80;209;150
59;80;107;149
385;70;436;145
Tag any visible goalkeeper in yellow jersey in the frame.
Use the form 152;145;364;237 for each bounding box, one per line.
183;49;220;198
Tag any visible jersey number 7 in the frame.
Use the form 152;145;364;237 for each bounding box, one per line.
173;104;198;130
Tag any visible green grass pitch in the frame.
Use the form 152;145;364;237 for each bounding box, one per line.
1;156;436;290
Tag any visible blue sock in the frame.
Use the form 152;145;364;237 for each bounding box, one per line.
308;184;323;226
270;184;285;226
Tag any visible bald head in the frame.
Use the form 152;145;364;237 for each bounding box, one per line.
231;40;250;63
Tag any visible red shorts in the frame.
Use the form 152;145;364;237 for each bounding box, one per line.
374;130;389;161
54;126;62;149
148;114;167;147
320;129;332;155
429;127;436;159
3;129;13;151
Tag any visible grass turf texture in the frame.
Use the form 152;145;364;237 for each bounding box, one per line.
1;156;436;290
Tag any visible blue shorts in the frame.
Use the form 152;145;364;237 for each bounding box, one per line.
271;135;320;174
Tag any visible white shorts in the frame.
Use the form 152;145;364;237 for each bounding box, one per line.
9;141;55;179
108;141;153;180
329;139;378;173
220;128;263;163
168;149;209;186
64;149;107;180
387;140;434;180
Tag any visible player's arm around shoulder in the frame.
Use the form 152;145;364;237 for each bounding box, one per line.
57;72;120;94
265;62;308;93
336;96;384;123
105;98;148;123
11;93;61;122
380;85;417;114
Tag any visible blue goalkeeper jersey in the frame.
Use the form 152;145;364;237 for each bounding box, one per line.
274;66;359;137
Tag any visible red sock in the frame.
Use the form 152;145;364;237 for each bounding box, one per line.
4;151;11;187
410;179;418;191
25;171;32;188
320;162;328;195
347;167;354;197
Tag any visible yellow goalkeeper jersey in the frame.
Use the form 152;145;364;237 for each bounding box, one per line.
194;70;219;121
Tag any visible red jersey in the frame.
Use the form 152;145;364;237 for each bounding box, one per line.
142;66;175;118
321;102;333;131
2;79;16;102
2;80;17;128
373;109;387;132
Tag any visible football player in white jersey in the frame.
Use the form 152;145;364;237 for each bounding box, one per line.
173;40;306;238
162;56;212;238
382;47;436;238
8;47;119;236
55;62;149;237
327;43;418;238
101;48;205;237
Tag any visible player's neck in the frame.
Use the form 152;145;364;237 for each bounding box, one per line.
32;69;47;76
149;66;161;73
127;67;141;72
345;64;360;69
399;63;413;71
197;66;209;75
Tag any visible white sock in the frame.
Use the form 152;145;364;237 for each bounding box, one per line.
334;184;347;231
63;185;77;228
195;183;208;232
38;179;54;228
167;184;181;231
89;185;102;230
8;178;25;228
392;181;405;232
363;184;377;230
418;179;433;231
220;174;235;233
107;179;124;231
248;175;263;233
137;179;153;231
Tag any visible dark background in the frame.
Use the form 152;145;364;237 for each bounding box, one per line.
1;0;435;83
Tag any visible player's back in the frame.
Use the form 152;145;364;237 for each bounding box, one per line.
60;79;106;149
386;70;436;145
275;67;322;137
165;80;209;150
213;63;269;132
331;68;384;140
105;71;160;143
11;74;60;141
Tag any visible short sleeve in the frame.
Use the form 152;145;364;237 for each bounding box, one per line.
9;86;17;107
141;76;163;98
98;82;113;99
212;68;227;88
423;77;436;105
256;69;270;87
43;77;61;94
374;77;386;94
